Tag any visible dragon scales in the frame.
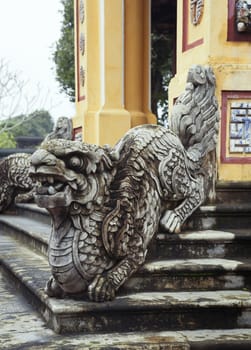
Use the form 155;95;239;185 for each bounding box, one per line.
29;65;219;302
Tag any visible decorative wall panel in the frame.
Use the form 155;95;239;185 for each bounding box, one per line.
221;91;251;163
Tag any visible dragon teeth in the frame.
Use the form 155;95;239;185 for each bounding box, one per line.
36;175;54;184
54;183;64;190
48;186;57;195
47;176;54;184
37;176;46;183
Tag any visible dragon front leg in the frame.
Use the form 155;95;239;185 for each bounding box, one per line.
160;175;205;233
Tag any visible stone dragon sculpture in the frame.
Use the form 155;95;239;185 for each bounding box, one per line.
29;65;219;302
0;153;34;212
0;117;72;213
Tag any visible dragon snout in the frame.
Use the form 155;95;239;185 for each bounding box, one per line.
30;149;57;167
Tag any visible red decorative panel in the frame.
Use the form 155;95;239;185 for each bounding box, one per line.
221;91;251;164
182;0;204;52
227;0;251;41
73;127;83;141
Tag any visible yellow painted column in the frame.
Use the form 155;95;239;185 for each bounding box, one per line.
73;0;102;144
83;0;102;145
74;0;130;146
74;0;155;146
95;0;131;146
124;0;156;127
142;0;156;125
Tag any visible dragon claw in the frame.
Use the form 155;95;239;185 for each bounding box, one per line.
88;274;116;302
160;210;181;234
45;276;65;298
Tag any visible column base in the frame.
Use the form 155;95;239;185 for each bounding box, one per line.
130;111;148;128
91;108;131;146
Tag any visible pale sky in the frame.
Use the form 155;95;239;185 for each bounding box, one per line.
0;0;75;121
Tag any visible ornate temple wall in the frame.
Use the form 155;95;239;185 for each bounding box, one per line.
74;0;251;181
169;0;251;182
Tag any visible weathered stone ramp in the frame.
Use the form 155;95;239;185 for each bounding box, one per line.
1;203;251;349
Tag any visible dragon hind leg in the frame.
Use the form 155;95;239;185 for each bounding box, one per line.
160;175;205;233
45;276;65;298
88;257;144;302
88;246;146;302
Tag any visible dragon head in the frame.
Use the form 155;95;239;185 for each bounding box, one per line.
29;139;115;211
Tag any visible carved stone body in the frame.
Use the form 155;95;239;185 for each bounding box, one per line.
0;153;34;212
42;116;73;144
29;65;219;302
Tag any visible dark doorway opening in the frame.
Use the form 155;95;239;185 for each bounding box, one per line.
151;0;177;126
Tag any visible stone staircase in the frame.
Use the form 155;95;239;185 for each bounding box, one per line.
1;202;251;348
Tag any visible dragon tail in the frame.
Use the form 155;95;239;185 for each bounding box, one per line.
169;65;219;172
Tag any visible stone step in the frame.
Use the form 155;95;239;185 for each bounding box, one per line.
2;270;251;349
1;214;251;292
126;258;251;292
2;211;251;261
0;267;188;349
1;233;251;334
15;203;51;225
3;258;251;350
186;204;251;230
216;181;251;205
14;201;251;231
182;329;251;350
153;229;251;260
0;213;50;255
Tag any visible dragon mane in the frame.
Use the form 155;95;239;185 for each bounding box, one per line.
169;65;219;172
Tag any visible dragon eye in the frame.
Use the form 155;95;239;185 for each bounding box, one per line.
70;156;82;168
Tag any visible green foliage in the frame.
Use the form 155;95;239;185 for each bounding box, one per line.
1;110;54;138
53;0;75;102
0;132;16;148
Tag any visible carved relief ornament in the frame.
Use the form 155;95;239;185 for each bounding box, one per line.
80;0;85;24
190;0;204;25
80;32;85;55
80;65;85;87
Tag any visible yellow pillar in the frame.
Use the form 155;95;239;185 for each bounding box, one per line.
74;0;131;146
124;0;155;127
95;0;131;146
73;0;155;146
142;1;156;125
74;0;102;144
